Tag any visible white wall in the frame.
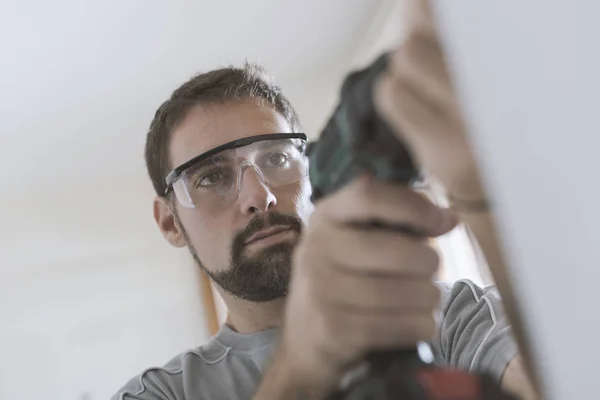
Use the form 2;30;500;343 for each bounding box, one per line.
433;1;600;398
0;176;208;400
0;2;498;398
0;69;354;399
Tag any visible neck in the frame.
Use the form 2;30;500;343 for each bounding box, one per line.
217;288;286;334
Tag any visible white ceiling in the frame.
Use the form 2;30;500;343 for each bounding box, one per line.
0;4;404;396
1;0;392;193
0;0;403;279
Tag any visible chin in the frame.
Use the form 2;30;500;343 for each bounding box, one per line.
224;236;298;303
253;241;295;266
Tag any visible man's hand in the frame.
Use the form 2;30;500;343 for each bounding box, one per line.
374;0;484;200
374;1;541;398
502;355;539;400
256;176;457;399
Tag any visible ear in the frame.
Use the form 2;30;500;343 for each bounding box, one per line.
153;196;187;248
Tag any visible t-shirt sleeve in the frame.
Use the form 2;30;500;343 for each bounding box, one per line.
428;279;519;383
111;367;183;400
110;369;172;400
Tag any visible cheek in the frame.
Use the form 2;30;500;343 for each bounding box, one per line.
291;178;314;223
181;209;233;264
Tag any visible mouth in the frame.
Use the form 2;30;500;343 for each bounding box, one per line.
244;225;293;246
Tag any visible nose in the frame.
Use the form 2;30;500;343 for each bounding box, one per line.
237;165;276;216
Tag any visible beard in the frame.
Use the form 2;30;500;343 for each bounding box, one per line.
178;211;303;303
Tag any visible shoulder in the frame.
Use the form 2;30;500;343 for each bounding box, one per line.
430;279;518;382
111;344;231;400
436;279;504;317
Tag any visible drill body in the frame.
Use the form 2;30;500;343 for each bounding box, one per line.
307;54;517;400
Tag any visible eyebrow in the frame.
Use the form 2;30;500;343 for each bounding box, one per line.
189;153;234;173
186;139;303;172
254;139;301;150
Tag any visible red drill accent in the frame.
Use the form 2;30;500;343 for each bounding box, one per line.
417;368;482;400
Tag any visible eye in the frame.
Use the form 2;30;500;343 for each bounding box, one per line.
195;169;230;188
264;152;291;168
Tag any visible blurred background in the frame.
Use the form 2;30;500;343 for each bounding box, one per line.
0;1;488;399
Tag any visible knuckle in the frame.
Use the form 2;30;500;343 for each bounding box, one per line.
398;241;430;272
422;283;442;309
399;281;438;310
409;244;438;272
348;230;387;266
380;236;411;268
421;246;440;275
411;193;436;220
424;210;447;235
405;197;442;233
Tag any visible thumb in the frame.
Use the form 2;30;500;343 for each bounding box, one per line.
404;0;438;34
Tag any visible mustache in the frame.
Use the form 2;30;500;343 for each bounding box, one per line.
232;212;303;252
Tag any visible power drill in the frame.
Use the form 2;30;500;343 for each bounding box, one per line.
306;54;518;400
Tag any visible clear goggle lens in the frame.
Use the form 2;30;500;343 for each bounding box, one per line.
170;137;308;208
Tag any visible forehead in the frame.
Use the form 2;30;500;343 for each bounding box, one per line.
169;100;293;168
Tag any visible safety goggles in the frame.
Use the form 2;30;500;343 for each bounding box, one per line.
165;133;309;208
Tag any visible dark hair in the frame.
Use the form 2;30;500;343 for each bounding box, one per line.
144;63;302;196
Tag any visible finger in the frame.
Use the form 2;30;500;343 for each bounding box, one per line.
315;178;458;237
365;313;437;350
388;34;454;107
337;312;437;354
312;224;441;277
317;274;441;313
404;0;437;34
375;69;462;141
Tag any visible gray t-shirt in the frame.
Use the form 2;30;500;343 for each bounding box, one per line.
112;280;518;400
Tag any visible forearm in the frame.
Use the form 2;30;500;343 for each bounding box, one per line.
460;206;536;377
501;355;539;400
449;177;541;397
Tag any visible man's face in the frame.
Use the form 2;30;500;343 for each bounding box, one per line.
164;100;313;302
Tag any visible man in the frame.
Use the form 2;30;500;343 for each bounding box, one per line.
113;4;537;399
